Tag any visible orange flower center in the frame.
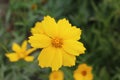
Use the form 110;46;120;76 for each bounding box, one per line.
18;51;26;58
81;71;87;76
51;37;63;48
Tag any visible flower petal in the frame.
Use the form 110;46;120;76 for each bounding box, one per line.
57;19;81;40
12;43;21;52
85;74;93;80
74;73;84;80
26;48;36;55
42;16;58;38
57;19;71;39
62;50;76;66
6;53;19;62
29;34;51;48
57;18;71;28
70;26;81;40
38;46;56;68
63;40;86;56
31;22;44;34
24;56;34;62
51;48;62;71
38;46;62;71
21;40;27;50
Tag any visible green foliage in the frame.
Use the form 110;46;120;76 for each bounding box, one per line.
0;0;120;80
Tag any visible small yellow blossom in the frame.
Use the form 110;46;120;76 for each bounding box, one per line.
73;63;93;80
31;4;37;10
6;40;36;62
29;16;86;71
49;70;64;80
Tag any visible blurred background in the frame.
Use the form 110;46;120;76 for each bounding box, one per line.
0;0;120;80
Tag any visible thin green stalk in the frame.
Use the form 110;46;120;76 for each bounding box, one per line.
0;42;9;53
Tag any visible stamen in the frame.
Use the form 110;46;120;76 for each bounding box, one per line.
51;37;63;48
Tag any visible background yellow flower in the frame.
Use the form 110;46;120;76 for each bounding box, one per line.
29;16;86;71
49;70;64;80
31;4;37;10
74;63;93;80
6;40;36;62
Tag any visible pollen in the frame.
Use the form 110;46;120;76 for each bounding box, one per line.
51;37;63;48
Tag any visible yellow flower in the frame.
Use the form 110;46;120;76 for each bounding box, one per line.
29;16;86;71
73;64;93;80
49;70;64;80
6;40;36;62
